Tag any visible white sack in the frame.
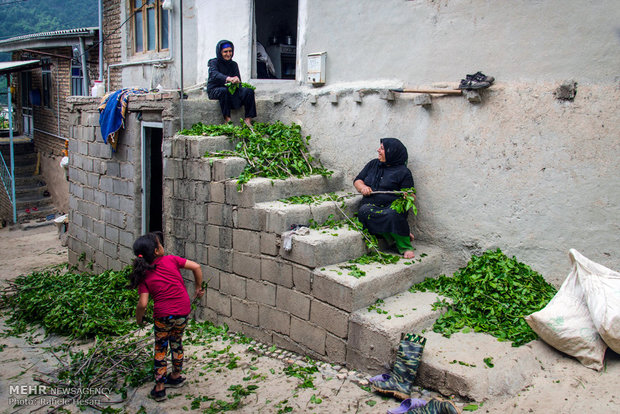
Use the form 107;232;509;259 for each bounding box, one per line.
572;248;620;353
525;250;607;371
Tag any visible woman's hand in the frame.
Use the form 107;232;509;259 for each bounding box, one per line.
226;76;240;84
354;179;373;196
194;285;205;299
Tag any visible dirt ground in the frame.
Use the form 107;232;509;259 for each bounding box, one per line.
0;224;619;414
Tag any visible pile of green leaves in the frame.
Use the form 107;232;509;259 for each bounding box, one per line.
410;249;557;346
0;264;148;338
278;192;356;206
180;120;333;188
225;81;256;95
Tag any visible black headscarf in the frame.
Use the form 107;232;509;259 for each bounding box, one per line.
381;137;408;166
207;40;242;94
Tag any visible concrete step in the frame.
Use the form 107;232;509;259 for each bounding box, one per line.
206;156;248;182
14;175;46;187
255;191;361;235
280;225;368;268
0;141;35;157
17;204;57;223
15;184;48;198
174;134;237;157
16;193;54;211
346;290;448;373
346;287;542;401
311;242;444;313
226;171;346;208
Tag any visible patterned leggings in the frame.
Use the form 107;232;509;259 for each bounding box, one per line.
153;315;188;383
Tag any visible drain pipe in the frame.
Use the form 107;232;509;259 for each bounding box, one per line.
98;0;103;81
79;37;89;95
7;73;16;224
179;0;184;130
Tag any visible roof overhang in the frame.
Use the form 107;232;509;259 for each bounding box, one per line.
0;60;41;76
0;27;98;53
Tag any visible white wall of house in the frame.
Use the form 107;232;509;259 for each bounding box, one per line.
118;0;620;284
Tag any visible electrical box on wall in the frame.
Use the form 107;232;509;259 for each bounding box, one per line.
307;52;326;85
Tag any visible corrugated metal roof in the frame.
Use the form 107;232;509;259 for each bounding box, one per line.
0;60;41;75
0;27;98;46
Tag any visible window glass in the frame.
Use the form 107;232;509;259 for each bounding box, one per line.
147;7;156;50
41;59;51;108
134;0;142;7
161;9;169;50
135;10;143;52
71;61;83;96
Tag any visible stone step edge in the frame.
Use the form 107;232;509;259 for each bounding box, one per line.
254;191;362;235
312;242;445;313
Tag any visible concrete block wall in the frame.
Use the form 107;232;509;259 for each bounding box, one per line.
163;134;357;365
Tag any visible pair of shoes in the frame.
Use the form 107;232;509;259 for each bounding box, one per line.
370;333;426;400
149;385;166;402
458;71;494;90
405;398;460;414
466;71;495;84
166;373;186;388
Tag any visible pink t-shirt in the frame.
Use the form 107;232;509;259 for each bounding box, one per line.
138;255;190;318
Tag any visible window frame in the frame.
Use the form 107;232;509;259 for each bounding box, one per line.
70;59;84;96
41;58;52;108
131;0;169;54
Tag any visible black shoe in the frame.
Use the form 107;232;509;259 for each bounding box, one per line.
166;374;186;388
149;385;166;402
458;79;491;90
466;71;495;84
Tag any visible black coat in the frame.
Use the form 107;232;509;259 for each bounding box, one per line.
355;138;414;236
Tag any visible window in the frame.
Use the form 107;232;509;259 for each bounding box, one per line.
71;60;84;96
41;58;51;108
132;0;169;53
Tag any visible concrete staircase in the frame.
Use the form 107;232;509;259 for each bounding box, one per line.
173;133;541;402
0;141;56;223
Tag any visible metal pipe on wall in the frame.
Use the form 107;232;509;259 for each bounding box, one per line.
98;0;104;82
79;37;89;95
179;0;184;130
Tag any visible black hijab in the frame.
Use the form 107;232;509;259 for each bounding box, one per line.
381;137;408;166
215;39;236;70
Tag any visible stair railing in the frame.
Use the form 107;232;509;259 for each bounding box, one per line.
0;152;14;206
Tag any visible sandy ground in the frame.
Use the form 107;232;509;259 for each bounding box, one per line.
0;224;618;414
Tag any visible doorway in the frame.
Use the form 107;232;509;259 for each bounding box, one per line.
141;123;163;234
254;0;298;79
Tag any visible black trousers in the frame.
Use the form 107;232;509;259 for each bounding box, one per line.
208;86;257;119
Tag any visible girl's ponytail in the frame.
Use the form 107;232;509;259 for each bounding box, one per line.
129;233;160;289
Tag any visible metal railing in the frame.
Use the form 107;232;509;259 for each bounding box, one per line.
0;151;14;206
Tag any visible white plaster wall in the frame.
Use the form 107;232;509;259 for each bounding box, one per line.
145;0;620;284
195;0;254;84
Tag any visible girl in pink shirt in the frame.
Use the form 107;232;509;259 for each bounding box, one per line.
129;232;204;402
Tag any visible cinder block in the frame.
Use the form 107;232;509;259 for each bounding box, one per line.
220;272;247;299
233;252;261;280
290;316;326;355
194;243;208;265
206;225;232;249
210;182;226;203
233;229;261;254
210;157;247;181
276;286;310;320
207;246;233;272
325;333;347;365
185;160;210;181
292;265;313;294
310;299;349;338
259;305;290;336
185;135;236;158
261;257;293;287
247;279;276;306
231;298;259;325
203;265;220;290
234;207;265;231
273;332;306;355
207;203;233;227
260;232;279;256
163;158;184;179
172;138;187;158
207;288;231;316
195;181;211;202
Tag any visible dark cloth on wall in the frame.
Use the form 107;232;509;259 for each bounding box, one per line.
206;39;257;118
355;138;414;237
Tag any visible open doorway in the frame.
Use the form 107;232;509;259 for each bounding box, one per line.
141;123;163;234
254;0;298;80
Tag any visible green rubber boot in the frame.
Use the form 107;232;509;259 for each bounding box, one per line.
406;398;460;414
371;333;426;400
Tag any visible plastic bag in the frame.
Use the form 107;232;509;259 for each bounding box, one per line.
525;250;607;371
572;249;620;353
